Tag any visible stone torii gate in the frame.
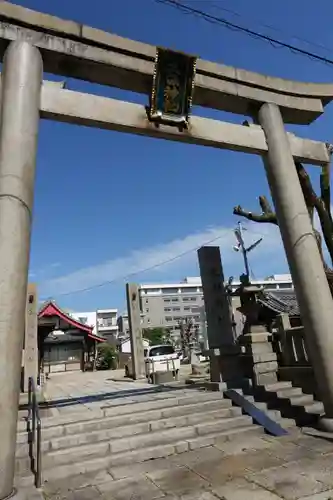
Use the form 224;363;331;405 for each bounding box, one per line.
0;2;333;497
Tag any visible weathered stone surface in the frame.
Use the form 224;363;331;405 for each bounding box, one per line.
297;435;333;454
213;435;276;455
212;478;282;499
58;486;101;500
252;352;277;364
266;441;318;463
279;455;333;489
247;463;328;500
43;470;113;497
189;450;285;484
240;333;272;343
97;476;164;500
253;361;278;374
246;343;274;354
297;490;333;499
254;373;278;385
147;466;209;496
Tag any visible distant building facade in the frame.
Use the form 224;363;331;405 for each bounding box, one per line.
138;275;294;344
117;312;145;338
71;308;118;344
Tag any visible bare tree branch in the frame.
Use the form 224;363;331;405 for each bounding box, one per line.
296;163;333;265
233;196;278;225
320;163;333;225
233;161;333;293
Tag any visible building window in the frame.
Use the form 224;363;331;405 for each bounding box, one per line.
164;298;170;303
278;283;292;289
184;307;190;311
162;288;179;294
165;316;172;322
183;297;189;302
190;297;197;301
78;317;88;324
145;299;149;304
147;318;151;323
265;284;277;290
171;298;178;302
145;308;149;313
181;287;198;293
164;307;171;312
173;307;180;311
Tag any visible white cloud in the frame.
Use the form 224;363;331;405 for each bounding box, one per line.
39;221;285;299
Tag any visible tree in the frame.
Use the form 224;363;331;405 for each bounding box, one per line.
177;318;198;361
142;327;172;346
233;161;333;294
96;344;118;370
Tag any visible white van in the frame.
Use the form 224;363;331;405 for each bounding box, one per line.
144;344;180;378
124;344;180;379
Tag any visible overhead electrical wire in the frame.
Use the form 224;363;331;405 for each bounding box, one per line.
42;226;268;299
202;0;333;55
46;0;298;300
155;0;333;67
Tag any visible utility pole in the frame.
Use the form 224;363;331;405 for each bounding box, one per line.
234;222;263;281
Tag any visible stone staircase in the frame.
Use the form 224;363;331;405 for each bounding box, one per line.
15;386;264;488
188;376;324;430
235;379;324;428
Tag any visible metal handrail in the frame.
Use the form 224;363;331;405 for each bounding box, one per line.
27;376;42;488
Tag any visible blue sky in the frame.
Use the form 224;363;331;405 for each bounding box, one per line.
14;0;333;312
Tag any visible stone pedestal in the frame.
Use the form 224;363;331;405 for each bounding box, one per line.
239;330;278;386
235;282;278;387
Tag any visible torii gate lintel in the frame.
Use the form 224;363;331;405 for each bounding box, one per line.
0;3;333;497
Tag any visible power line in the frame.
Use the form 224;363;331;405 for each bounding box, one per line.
42;232;233;299
155;0;333;67
42;224;270;299
202;0;333;55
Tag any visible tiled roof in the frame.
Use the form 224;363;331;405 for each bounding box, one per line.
258;289;300;317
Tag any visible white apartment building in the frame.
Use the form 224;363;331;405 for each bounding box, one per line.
138;274;294;343
117;312;145;337
71;308;119;344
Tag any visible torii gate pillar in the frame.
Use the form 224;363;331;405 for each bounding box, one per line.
259;102;333;427
0;41;42;499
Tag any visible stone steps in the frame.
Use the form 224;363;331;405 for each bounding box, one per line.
16;405;243;456
240;380;324;427
17;397;233;444
38;425;264;483
17;414;253;469
242;394;296;429
15;387;264;484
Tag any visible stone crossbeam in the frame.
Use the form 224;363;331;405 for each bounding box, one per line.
0;1;333;124
40;85;330;165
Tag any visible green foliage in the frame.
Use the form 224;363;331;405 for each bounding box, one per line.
96;343;118;370
143;327;172;346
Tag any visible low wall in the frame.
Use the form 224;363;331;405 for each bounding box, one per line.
44;361;81;373
275;314;318;396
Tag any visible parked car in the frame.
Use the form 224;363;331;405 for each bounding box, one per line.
125;344;180;380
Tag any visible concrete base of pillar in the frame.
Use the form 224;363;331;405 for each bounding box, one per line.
317;417;333;433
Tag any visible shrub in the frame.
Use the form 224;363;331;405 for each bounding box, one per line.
96;344;118;370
